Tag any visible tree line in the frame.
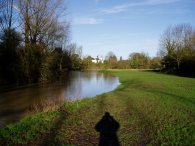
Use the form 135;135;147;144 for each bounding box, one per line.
82;52;161;70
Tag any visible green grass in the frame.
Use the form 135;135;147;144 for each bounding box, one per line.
0;70;194;146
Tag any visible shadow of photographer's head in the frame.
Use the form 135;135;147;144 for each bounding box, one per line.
95;112;120;146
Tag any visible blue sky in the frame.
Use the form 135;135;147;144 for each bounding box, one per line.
67;0;195;59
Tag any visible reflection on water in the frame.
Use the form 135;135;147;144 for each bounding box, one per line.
0;71;120;127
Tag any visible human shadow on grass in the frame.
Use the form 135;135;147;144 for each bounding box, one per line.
95;112;120;146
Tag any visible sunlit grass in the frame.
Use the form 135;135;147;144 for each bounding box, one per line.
0;70;194;145
0;112;60;145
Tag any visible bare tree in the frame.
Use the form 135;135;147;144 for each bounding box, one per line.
106;51;116;60
45;19;70;49
67;43;82;57
16;0;69;47
0;0;14;31
160;24;194;70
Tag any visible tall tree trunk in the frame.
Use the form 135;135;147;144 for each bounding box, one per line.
8;0;13;30
177;60;180;70
24;0;30;46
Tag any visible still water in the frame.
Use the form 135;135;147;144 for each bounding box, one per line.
0;71;120;127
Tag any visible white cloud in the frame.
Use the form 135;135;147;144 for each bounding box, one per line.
73;17;103;25
99;4;130;14
99;0;179;14
146;0;179;5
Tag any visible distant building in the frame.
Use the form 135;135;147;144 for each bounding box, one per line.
92;56;103;63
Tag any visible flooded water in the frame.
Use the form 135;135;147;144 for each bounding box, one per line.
0;71;120;127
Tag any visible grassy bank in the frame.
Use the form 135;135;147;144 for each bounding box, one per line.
0;70;194;145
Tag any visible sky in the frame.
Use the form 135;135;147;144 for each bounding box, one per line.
67;0;195;59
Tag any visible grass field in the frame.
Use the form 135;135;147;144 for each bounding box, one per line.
0;70;194;145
